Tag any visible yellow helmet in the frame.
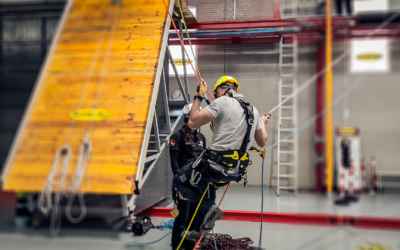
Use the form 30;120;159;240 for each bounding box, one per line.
214;76;240;98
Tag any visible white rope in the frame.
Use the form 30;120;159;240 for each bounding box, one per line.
37;145;72;215
268;14;400;114
65;133;92;224
37;1;121;232
62;2;121;225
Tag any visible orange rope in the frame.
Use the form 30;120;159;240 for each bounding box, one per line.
193;183;231;250
161;0;214;100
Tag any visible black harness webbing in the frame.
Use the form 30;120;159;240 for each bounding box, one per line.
204;97;254;171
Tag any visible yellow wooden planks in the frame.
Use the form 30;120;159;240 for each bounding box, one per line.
1;0;171;194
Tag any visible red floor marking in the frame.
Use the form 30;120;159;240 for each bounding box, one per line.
137;207;400;230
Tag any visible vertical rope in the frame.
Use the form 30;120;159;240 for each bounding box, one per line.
177;0;201;78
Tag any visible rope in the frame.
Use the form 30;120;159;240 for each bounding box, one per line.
177;182;211;250
36;2;121;235
37;146;72;215
198;233;253;250
218;183;231;207
161;0;214;100
63;2;121;229
65;133;92;224
212;228;218;250
177;0;201;78
264;20;400;155
268;12;400;114
258;157;265;248
159;218;175;230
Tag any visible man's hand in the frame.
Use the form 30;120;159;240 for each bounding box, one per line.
196;78;208;99
260;113;272;125
200;78;207;88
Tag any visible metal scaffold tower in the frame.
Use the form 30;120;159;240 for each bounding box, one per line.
270;0;299;196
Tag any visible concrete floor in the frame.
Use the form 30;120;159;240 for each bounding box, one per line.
1;213;400;250
1;188;399;249
209;185;400;217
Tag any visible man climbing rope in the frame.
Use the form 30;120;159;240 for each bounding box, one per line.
172;76;271;246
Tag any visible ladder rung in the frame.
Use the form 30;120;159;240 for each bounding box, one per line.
281;95;291;98
271;175;294;179
281;63;294;67
281;116;293;120
279;186;295;190
281;106;293;109
279;162;295;166
281;44;294;48
145;153;160;163
280;128;295;132
281;139;295;143
282;54;293;57
281;84;293;88
147;150;158;153
281;74;293;78
279;174;295;178
280;151;295;154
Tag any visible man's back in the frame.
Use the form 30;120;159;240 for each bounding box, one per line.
205;94;261;152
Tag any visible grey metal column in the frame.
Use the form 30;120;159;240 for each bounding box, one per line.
162;68;171;133
166;45;189;104
153;110;161;153
179;19;189;101
163;47;169;98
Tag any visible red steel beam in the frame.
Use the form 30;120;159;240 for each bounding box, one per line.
137;207;400;230
316;43;325;191
168;37;281;46
186;19;297;30
184;16;354;30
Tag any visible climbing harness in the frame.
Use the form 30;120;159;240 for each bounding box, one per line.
189;97;255;187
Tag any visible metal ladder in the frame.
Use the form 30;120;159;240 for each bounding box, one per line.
280;0;298;19
270;0;299;196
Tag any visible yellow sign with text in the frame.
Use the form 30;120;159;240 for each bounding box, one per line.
338;127;358;136
171;58;192;65
69;108;112;121
357;53;382;61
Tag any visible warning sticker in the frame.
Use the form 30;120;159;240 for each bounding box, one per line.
69;108;112;121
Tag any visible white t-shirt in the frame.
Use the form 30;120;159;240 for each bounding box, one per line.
205;94;262;152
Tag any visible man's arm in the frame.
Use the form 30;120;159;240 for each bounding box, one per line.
254;114;271;148
188;98;215;129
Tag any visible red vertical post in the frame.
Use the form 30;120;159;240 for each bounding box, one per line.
273;0;281;20
316;42;325;191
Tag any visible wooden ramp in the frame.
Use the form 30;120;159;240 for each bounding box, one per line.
1;0;173;194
